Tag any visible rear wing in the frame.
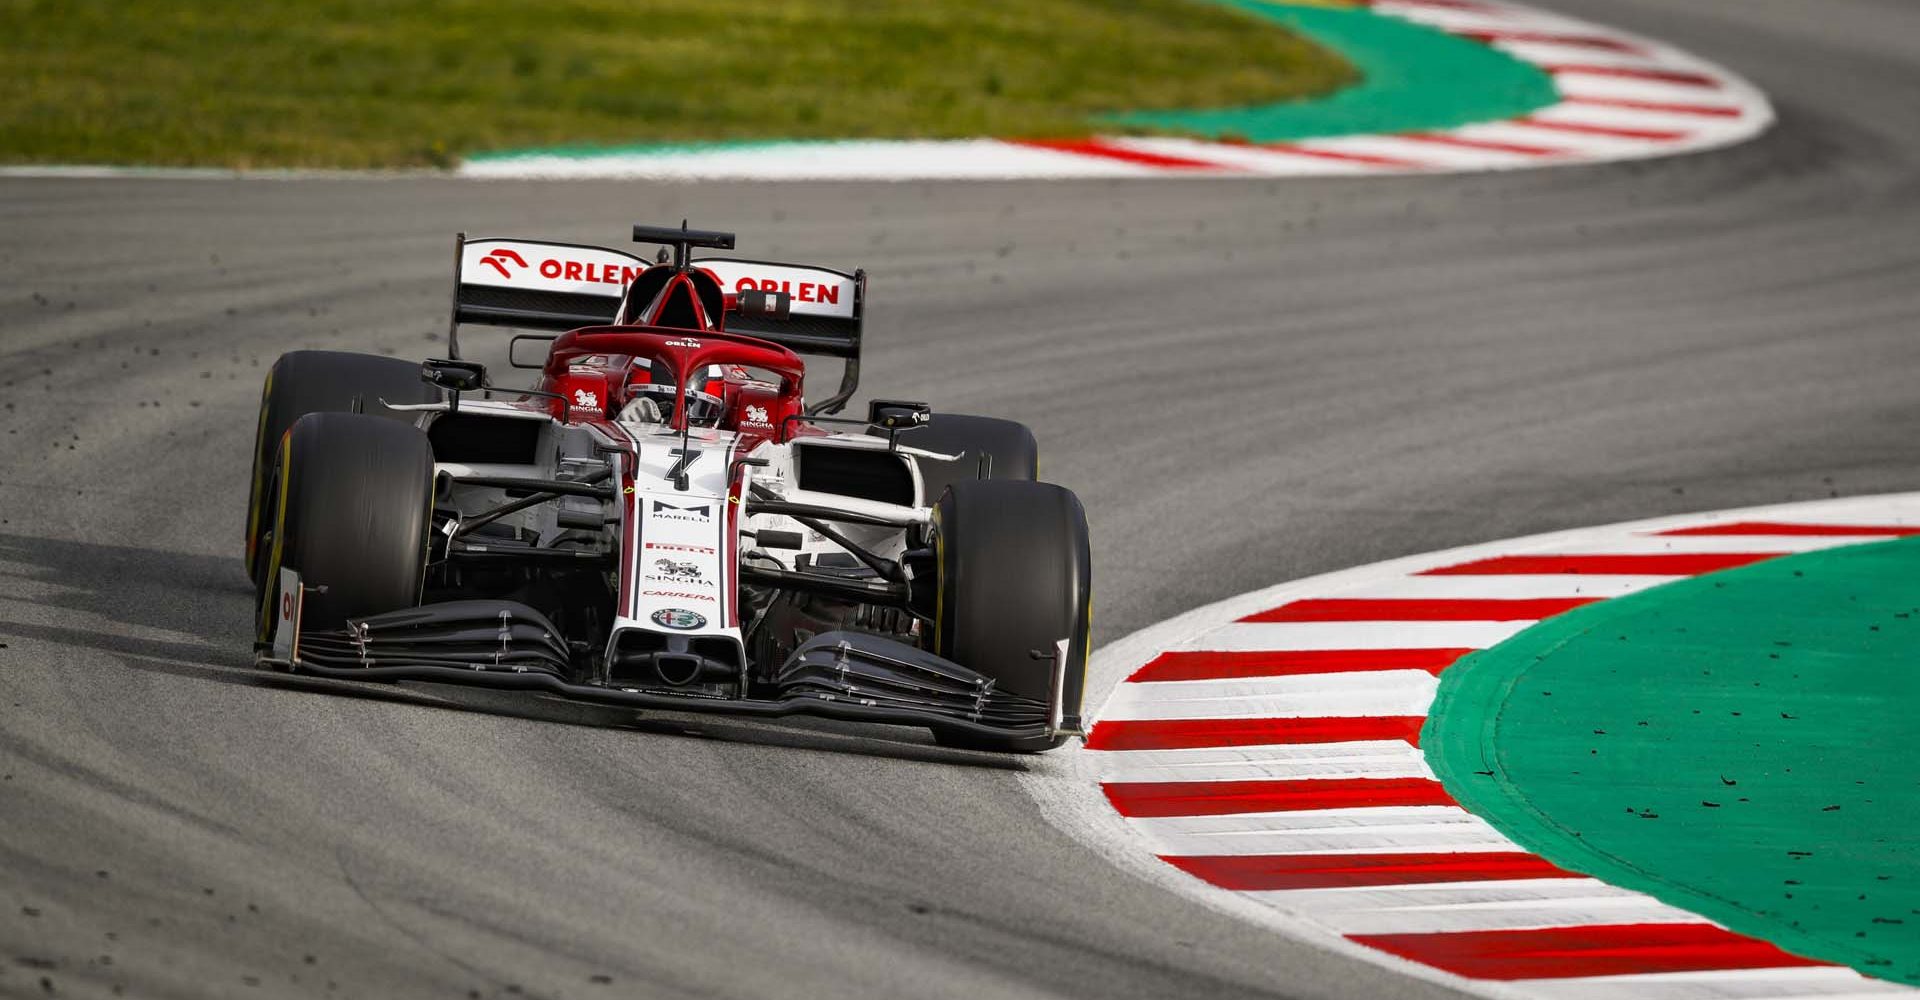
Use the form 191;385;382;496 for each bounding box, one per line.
447;229;867;413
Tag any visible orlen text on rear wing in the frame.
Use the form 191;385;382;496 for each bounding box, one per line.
448;235;645;355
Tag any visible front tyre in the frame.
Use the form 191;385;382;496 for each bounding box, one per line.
246;350;439;585
931;479;1091;753
256;412;434;641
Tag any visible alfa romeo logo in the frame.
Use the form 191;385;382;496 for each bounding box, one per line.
650;608;707;631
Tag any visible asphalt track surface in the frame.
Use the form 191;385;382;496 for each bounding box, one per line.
3;2;1918;997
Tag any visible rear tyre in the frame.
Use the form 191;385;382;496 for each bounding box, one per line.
256;412;435;641
246;351;438;585
930;479;1091;753
893;414;1037;503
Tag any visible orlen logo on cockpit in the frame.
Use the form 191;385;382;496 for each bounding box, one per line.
479;248;644;286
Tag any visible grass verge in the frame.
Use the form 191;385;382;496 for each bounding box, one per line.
0;0;1355;168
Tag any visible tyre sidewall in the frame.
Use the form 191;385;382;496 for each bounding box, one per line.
934;479;1092;749
258;412;434;637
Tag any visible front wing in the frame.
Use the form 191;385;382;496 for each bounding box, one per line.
261;586;1067;745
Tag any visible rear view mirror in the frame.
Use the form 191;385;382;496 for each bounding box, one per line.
736;289;792;319
508;335;557;370
421;358;488;393
868;399;932;431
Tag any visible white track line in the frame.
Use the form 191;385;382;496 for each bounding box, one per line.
1519;967;1917;1000
1101;672;1440;722
1323;575;1681;599
1095;743;1435;784
1177;621;1534;652
1128;806;1522;858
1304;891;1710;937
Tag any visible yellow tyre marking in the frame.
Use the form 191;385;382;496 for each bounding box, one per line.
256;429;293;644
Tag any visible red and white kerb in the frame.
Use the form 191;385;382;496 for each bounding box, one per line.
1062;496;1920;999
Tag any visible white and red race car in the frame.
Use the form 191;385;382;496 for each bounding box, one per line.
245;224;1090;752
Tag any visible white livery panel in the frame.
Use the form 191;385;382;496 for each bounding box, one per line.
612;432;741;642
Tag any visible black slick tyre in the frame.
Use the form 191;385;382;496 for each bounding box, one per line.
246;350;439;585
893;414;1037;502
931;479;1091;753
256;412;434;640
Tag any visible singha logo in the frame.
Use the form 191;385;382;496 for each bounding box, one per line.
653;559;701;579
572;388;599;408
744;405;770;426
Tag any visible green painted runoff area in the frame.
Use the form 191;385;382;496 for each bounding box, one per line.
1102;0;1558;141
1426;537;1920;985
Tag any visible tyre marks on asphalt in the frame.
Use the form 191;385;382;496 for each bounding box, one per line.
1073;496;1920;997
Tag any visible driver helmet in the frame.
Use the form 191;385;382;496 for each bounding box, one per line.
617;360;726;428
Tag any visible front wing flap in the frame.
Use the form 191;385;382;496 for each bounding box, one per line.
774;633;1049;729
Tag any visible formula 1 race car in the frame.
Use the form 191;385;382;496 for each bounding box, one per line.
244;224;1089;752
